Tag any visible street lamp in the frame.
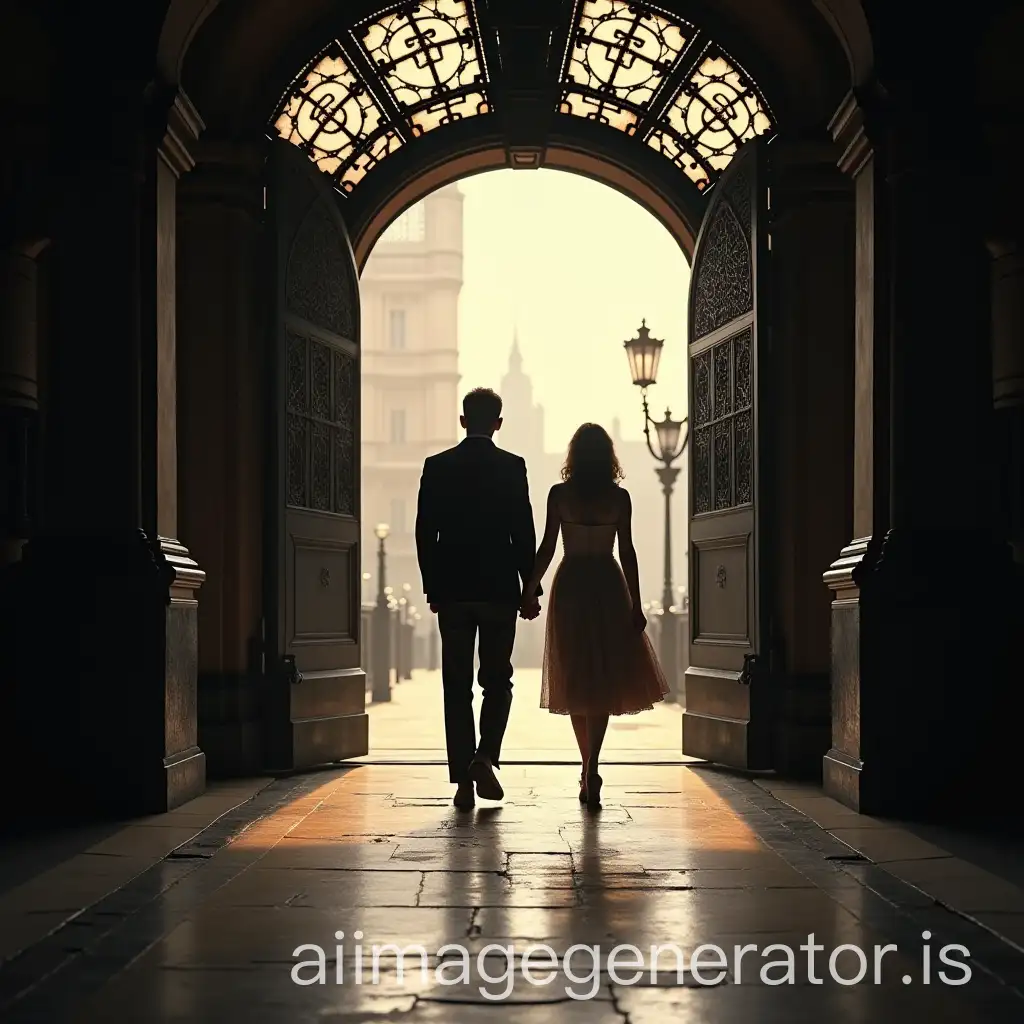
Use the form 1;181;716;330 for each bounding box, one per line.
400;582;415;680
371;523;392;702
398;595;408;682
407;603;417;671
623;320;689;699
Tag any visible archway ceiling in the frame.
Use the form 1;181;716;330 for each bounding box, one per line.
269;0;778;202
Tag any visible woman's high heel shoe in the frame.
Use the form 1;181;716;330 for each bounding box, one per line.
586;773;603;808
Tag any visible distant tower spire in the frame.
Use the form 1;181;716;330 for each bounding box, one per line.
509;326;522;373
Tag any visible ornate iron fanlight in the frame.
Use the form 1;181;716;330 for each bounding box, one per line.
270;0;774;197
272;1;492;194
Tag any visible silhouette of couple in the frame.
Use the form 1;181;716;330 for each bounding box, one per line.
416;388;669;810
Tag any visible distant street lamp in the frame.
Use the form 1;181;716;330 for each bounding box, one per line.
623;320;689;699
371;523;392;702
398;592;410;682
401;583;414;680
407;604;418;676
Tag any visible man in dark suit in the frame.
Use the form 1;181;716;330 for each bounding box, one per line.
416;387;541;809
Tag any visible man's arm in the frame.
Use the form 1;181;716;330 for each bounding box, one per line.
510;457;542;598
415;459;439;606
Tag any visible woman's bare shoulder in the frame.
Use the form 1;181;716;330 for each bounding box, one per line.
547;481;566;511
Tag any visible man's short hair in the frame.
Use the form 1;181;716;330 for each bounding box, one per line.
463;388;502;428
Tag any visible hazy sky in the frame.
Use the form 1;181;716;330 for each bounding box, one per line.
455;169;690;454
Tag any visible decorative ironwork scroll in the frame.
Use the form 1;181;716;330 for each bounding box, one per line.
334;351;356;516
286;334;357;516
647;47;772;191
272;2;490;193
271;0;772;196
691;198;751;338
273;46;403;194
691;328;753;516
287;332;308;508
560;0;690;133
356;0;489;136
286;198;358;340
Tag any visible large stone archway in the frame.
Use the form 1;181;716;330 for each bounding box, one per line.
3;1;1021;823
172;0;858;786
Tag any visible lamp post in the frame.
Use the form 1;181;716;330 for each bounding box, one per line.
401;583;413;681
623;320;689;699
398;592;409;682
401;598;413;679
371;523;392;702
412;610;421;670
387;590;398;686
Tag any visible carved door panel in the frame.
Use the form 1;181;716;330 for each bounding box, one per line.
264;139;368;770
683;140;772;768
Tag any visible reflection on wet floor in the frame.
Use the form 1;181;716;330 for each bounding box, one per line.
1;762;1015;1023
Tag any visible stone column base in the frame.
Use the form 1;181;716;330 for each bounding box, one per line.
824;531;1020;819
7;530;206;818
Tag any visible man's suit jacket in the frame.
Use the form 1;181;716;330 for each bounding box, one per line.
415;437;541;606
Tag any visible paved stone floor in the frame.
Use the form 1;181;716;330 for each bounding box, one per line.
3;763;1023;1023
363;668;689;761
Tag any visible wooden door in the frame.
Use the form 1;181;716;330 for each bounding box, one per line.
264;139;367;770
683;139;773;768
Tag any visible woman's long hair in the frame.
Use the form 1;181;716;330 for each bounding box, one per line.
561;423;624;498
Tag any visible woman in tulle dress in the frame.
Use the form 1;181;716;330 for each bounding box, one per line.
521;423;669;808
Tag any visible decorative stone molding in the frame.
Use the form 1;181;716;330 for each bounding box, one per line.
179;138;267;215
159;90;205;177
822;536;871;595
828;90;877;178
155;536;206;602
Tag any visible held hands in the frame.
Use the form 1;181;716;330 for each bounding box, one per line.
519;592;541;620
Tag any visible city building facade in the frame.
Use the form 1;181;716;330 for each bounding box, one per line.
359;187;463;630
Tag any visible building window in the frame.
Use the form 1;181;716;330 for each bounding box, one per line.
390;409;406;443
390;498;406;534
389;309;406;350
378;204;426;242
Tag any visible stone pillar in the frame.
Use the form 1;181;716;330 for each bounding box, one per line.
178;141;267;775
768;136;855;777
824;84;1016;818
149;92;208;804
822;91;892;810
16;80;206;815
0;240;46;564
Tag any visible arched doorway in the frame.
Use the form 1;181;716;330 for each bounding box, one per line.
358;168;693;766
175;0;855;780
8;1;1019;823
